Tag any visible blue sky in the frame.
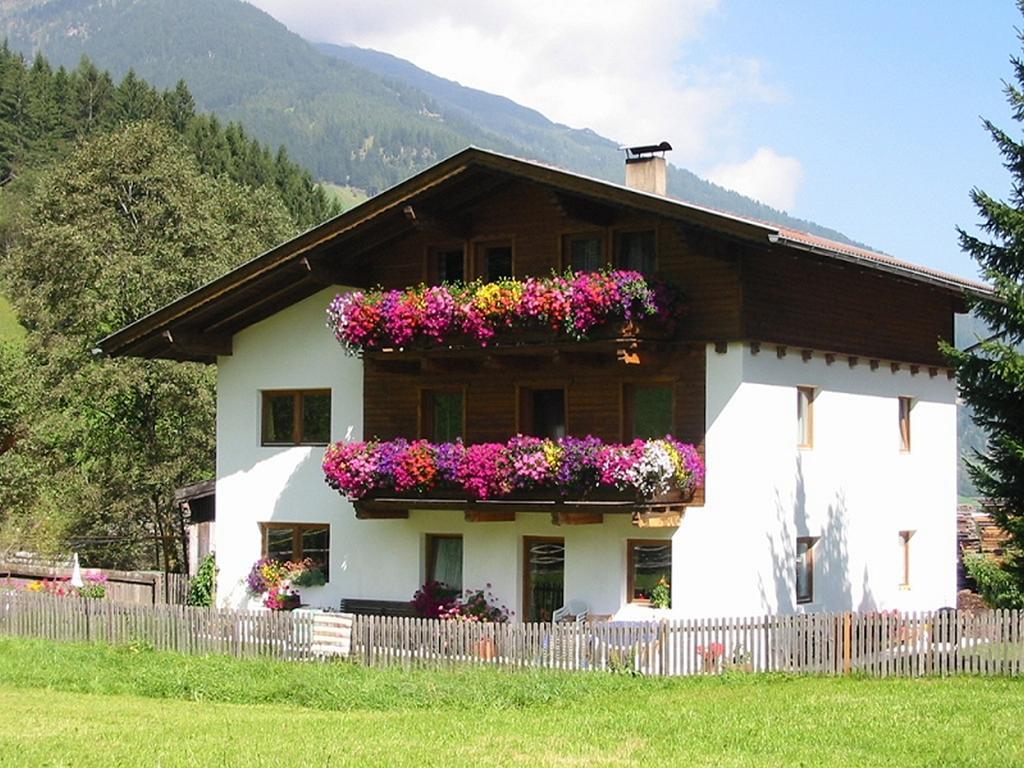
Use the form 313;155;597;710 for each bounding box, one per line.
253;0;1021;280
694;2;1021;279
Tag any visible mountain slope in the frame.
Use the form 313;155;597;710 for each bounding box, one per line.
2;0;857;243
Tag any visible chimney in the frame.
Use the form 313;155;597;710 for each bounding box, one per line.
623;141;672;196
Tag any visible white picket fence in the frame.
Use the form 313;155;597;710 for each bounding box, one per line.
2;590;1021;676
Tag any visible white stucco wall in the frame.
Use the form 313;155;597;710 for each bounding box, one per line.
215;294;957;618
675;342;958;617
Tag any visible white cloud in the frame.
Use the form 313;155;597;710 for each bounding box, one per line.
245;0;784;167
707;148;804;211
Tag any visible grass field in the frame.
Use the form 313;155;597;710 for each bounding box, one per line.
0;639;1021;767
320;182;369;212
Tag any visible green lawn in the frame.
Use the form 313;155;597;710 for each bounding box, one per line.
0;638;1021;767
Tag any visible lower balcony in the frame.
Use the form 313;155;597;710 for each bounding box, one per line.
322;435;705;528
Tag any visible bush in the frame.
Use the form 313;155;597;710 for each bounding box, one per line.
963;553;1024;609
186;554;217;607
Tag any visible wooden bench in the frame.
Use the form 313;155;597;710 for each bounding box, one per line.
338;598;417;617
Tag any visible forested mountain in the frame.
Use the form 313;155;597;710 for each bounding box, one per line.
0;48;336;569
1;0;857;243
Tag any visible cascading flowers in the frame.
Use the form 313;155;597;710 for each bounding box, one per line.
326;270;686;355
323;435;704;502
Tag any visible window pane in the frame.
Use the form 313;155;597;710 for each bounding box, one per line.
266;527;294;563
797;387;813;447
616;231;655;273
437;249;464;284
263;394;295;444
633;386;673;439
485;246;513;281
568;235;603;272
796;539;812;603
899;397;912;452
531;389;565;440
428;536;463;591
301;392;331;444
433;391;463;442
525;539;564;622
301;527;330;581
632;542;671;601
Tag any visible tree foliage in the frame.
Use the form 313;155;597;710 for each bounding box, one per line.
2;123;294;568
0;44;339;232
948;18;1024;592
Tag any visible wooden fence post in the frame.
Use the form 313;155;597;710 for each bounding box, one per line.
843;611;852;676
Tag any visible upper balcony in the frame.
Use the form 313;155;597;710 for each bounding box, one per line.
322;435;705;528
326;270;686;372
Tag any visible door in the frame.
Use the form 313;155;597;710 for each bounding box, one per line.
523;537;565;622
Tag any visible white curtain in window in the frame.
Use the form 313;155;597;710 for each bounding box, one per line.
433;538;463;591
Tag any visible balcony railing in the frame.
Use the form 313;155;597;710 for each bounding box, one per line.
322;435;704;527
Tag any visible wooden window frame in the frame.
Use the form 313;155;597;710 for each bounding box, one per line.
622;381;676;441
898;396;913;453
560;231;609;273
522;536;565;622
260;389;331;447
797;386;815;450
259;522;331;581
516;384;569;439
899;530;914;588
425;533;464;590
418;386;467;442
473;238;516;281
626;538;672;605
424;244;467;286
612;227;658;274
796;536;816;604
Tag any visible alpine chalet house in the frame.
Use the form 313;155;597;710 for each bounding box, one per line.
100;146;987;620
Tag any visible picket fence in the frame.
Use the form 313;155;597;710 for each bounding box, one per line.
0;591;315;660
2;590;1022;676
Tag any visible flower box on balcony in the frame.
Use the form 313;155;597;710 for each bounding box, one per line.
324;435;704;524
327;270;686;356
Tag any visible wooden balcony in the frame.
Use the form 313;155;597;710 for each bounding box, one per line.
363;319;681;374
353;486;690;528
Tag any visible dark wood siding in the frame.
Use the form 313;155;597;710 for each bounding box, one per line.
741;247;955;366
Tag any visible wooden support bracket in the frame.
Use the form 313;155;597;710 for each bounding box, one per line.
552;511;604;526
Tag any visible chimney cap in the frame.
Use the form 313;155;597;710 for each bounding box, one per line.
621;141;672;160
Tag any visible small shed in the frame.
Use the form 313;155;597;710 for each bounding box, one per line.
175;479;215;576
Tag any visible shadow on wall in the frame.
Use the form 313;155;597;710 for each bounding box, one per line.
759;455;875;614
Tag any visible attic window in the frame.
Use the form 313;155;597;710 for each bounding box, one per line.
431;248;465;284
564;233;605;272
615;230;656;274
478;243;513;281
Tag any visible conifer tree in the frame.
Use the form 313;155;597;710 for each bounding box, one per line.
949;23;1024;603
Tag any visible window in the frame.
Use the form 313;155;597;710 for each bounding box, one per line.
614;230;656;274
260;523;330;581
564;233;605;272
624;384;673;440
898;397;913;452
523;537;565;622
519;387;566;440
796;537;816;604
261;390;331;446
627;539;672;604
797;386;815;449
477;243;513;281
430;247;465;284
426;534;463;591
420;389;464;442
899;530;914;588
